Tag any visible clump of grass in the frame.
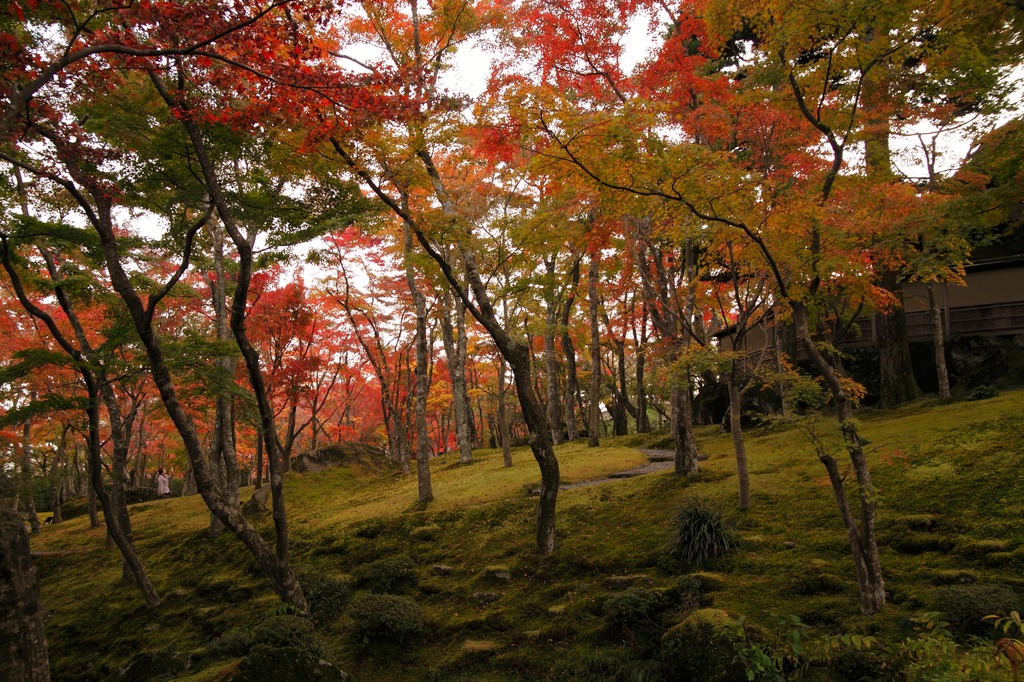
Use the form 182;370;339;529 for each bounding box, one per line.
666;498;736;567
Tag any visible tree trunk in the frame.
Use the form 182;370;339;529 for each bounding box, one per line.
105;88;307;611
497;355;513;468
440;290;473;463
334;141;560;554
726;369;750;510
405;224;433;503
544;258;566;445
671;382;700;476
86;444;99;529
588;251;602;447
928;283;950;399
635;306;650;433
794;303;885;615
208;221;239;538
20;416;40;535
560;259;581;441
876;276;921;407
0;502;50;682
612;340;631;436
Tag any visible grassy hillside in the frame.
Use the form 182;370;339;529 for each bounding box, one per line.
30;390;1024;681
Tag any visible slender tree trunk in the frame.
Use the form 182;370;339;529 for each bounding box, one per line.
497;356;513;467
928;283;950;399
440;290;473;463
726;369;750;510
405;224;433;503
0;502;50;682
112;84;307;610
20;416;40;535
560;260;581;441
612;341;631;435
132;406;148;487
85;442;99;528
335;141;559;554
254;430;264;490
635;306;650;433
208;220;239;537
543;258;566;445
876;276;921;407
49;427;68;524
671;382;700;476
588;251;602;447
1;240;159;606
794;303;885;615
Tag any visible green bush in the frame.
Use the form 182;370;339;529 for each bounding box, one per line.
347;593;424;645
207;614;325;660
661;609;747;682
302;574;354;624
933;583;1021;635
604;587;669;624
666;499;736;567
353;554;417;593
969;385;999;400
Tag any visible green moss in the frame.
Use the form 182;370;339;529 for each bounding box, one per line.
27;389;1024;681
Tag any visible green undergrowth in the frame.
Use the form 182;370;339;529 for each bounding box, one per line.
30;389;1024;680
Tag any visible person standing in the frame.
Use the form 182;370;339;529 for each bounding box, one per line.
157;468;170;499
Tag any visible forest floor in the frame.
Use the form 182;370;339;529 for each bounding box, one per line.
28;388;1024;681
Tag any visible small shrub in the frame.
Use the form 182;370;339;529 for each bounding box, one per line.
666;499;735;567
348;593;424;645
302;574;354;624
933;583;1022;635
604;587;669;624
787;572;848;596
250;615;324;656
661;609;747;682
353;554;417;593
208;614;324;660
969;385;998;400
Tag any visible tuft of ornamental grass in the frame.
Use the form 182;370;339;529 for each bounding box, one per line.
666;497;736;567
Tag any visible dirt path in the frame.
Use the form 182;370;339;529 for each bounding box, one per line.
531;449;674;495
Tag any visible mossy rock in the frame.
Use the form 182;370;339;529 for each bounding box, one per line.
929;569;979;585
933;583;1023;635
118;649;193;681
690;572;728;592
483;565;512;581
957;539;1011;558
603;573;652;590
661;608;746;682
883;529;955;555
894;514;941;532
227;645;347;681
983;551;1020;568
461;639;501;654
787;572;849;597
410;524;442;541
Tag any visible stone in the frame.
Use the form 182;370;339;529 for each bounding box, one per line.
432;564;453;577
472;591;499;605
783;541;796;550
242;487;271;518
484;565;512;581
603;574;652;590
461;640;500;654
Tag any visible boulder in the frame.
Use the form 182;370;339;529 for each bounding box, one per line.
661;608;747;682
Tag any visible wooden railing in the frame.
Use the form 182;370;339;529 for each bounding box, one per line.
836;301;1024;348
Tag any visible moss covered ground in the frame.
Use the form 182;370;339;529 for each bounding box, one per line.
29;389;1024;680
